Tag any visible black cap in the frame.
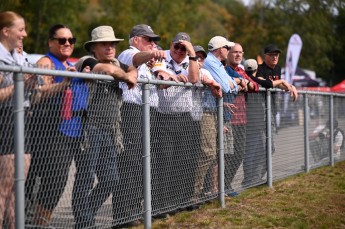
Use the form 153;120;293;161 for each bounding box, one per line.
172;32;191;43
129;24;160;41
193;45;207;58
264;44;281;54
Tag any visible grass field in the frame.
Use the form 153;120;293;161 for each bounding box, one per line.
132;160;345;229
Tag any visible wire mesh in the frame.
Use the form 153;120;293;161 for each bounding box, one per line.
1;64;345;228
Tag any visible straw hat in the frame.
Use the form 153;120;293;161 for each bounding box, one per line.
84;26;123;52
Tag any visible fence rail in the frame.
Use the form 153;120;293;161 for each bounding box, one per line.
0;65;344;229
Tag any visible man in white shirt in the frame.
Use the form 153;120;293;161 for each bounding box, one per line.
114;24;164;226
150;32;200;213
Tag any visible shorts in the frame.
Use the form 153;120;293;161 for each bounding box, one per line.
0;107;31;154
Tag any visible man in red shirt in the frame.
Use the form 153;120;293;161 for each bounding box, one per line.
225;43;259;194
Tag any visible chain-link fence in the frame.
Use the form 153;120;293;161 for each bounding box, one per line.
1;65;344;229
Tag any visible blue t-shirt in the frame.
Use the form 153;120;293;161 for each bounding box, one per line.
47;52;88;138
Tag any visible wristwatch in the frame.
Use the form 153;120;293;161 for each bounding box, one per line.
189;56;198;61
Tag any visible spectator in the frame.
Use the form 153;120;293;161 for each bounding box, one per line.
257;44;298;101
192;45;222;201
257;44;297;133
118;24;165;66
203;36;238;195
256;44;298;179
225;43;259;194
151;32;199;214
74;25;137;228
114;24;164;226
242;59;273;185
25;24;87;227
0;11;31;228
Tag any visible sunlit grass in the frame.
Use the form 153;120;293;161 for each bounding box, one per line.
132;161;345;228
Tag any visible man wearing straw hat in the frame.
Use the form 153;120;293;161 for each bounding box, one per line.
73;25;137;228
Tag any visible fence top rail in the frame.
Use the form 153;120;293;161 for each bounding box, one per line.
0;65;201;88
1;65;345;96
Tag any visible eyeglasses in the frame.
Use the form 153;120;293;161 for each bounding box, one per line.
222;46;231;51
174;43;187;52
197;55;205;61
51;37;76;45
230;51;244;54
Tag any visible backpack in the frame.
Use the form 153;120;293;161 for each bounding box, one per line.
334;127;345;149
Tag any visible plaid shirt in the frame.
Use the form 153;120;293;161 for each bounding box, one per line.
230;66;259;125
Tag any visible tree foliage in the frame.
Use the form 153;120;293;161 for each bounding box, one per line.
1;0;344;85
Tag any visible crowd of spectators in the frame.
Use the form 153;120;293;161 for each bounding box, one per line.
0;10;311;228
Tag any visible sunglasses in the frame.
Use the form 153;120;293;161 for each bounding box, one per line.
222;46;231;51
140;36;156;43
174;43;187;52
51;37;77;45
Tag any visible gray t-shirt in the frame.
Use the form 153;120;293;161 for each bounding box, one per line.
0;42;30;107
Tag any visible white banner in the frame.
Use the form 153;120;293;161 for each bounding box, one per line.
284;34;303;84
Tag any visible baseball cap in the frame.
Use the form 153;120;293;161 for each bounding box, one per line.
208;36;235;51
129;24;160;41
193;45;207;58
172;32;191;43
264;44;281;54
244;59;258;72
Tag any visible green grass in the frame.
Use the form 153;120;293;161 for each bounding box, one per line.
132;161;345;229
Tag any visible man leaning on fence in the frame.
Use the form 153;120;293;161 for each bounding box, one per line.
225;43;260;192
192;45;222;203
73;25;137;228
203;36;238;195
150;32;199;214
113;24;164;226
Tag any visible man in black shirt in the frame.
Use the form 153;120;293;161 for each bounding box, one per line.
257;44;298;101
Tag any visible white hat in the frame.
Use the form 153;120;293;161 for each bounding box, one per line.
208;36;235;51
84;26;124;52
244;59;258;71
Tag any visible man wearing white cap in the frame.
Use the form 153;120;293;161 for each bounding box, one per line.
73;25;137;228
203;36;238;94
203;36;238;195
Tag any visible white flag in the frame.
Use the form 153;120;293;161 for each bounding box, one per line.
285;34;303;84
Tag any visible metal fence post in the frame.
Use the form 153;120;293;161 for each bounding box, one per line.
217;97;225;208
329;95;334;166
266;90;273;188
304;94;310;172
141;83;151;229
13;71;25;229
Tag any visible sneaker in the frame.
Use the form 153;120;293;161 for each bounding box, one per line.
225;191;239;197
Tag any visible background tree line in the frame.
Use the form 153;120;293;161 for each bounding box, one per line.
1;0;344;85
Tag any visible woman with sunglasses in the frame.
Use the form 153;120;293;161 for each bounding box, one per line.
0;11;32;229
25;24;88;227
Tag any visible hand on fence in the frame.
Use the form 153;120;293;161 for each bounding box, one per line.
290;85;298;101
224;102;237;114
209;81;222;98
176;74;188;83
125;69;138;90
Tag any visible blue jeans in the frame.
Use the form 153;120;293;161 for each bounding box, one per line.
72;125;119;228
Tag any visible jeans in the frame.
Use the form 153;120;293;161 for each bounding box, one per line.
72;125;119;228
